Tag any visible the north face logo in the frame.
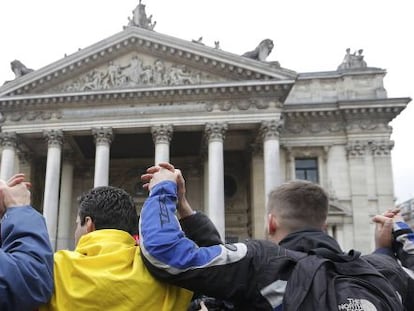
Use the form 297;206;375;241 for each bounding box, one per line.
338;298;377;311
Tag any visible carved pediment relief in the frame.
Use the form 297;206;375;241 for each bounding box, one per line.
1;26;297;98
50;52;224;93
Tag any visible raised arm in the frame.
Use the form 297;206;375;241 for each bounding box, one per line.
0;176;54;310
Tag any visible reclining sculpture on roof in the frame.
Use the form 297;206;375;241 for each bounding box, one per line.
242;39;274;61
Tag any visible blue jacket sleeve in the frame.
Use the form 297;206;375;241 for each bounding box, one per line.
0;206;54;311
139;181;293;311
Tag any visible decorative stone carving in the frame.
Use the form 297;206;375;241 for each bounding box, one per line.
127;0;156;30
0;132;17;148
44;130;64;146
346;141;366;157
337;48;367;70
3;110;63;122
151;124;173;144
369;140;394;156
347;140;394;157
219;101;233;111
92;127;113;145
205;123;228;141
60;56;208;92
242;39;274;61
260;119;283;140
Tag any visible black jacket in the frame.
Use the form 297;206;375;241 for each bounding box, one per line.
140;181;414;310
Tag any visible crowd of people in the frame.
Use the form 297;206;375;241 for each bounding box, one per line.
0;162;413;310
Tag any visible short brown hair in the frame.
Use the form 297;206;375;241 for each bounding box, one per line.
267;180;329;232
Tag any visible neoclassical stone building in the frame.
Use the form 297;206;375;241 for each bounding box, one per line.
0;4;410;252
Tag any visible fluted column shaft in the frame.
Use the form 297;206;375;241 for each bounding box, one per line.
152;125;173;165
0;132;17;180
260;120;282;203
205;123;227;240
93;128;113;187
43;130;63;250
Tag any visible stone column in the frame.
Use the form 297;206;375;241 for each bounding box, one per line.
43;130;63;250
346;141;369;253
205;122;227;240
56;152;75;250
93;127;113;187
0;132;17;180
260;120;282;203
151;124;173;165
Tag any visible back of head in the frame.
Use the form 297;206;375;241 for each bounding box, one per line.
267;180;329;233
78;186;138;235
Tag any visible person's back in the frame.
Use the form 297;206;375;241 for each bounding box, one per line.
40;186;192;311
138;164;412;310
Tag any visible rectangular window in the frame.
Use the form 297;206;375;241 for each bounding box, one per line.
295;158;319;183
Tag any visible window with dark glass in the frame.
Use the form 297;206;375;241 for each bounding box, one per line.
295;158;319;183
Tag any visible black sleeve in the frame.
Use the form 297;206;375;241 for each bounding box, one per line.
180;212;223;246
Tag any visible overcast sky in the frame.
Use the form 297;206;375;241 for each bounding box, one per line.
0;0;412;203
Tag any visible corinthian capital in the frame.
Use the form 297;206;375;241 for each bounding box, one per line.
43;130;63;147
260;119;283;140
0;132;17;148
369;140;394;157
92;127;113;145
151;124;173;144
205;122;228;142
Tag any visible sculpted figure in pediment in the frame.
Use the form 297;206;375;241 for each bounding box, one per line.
58;55;210;92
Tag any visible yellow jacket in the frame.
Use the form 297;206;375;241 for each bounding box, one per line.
40;229;192;311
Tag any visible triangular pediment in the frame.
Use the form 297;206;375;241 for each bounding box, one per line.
329;202;351;216
0;27;296;97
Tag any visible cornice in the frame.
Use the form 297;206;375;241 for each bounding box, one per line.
0;79;294;110
0;27;297;97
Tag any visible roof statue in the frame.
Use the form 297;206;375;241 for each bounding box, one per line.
3;60;34;84
242;39;274;62
192;36;205;45
337;48;367;70
127;0;156;30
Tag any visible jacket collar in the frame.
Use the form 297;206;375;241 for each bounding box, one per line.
279;229;343;254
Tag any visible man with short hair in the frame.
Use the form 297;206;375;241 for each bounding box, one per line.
0;174;53;310
139;163;414;310
40;185;192;311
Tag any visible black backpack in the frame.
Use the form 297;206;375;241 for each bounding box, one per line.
283;248;404;311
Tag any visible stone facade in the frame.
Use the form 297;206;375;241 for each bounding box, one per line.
0;12;410;253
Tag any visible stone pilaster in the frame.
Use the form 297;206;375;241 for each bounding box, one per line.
249;141;265;239
346;140;371;253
